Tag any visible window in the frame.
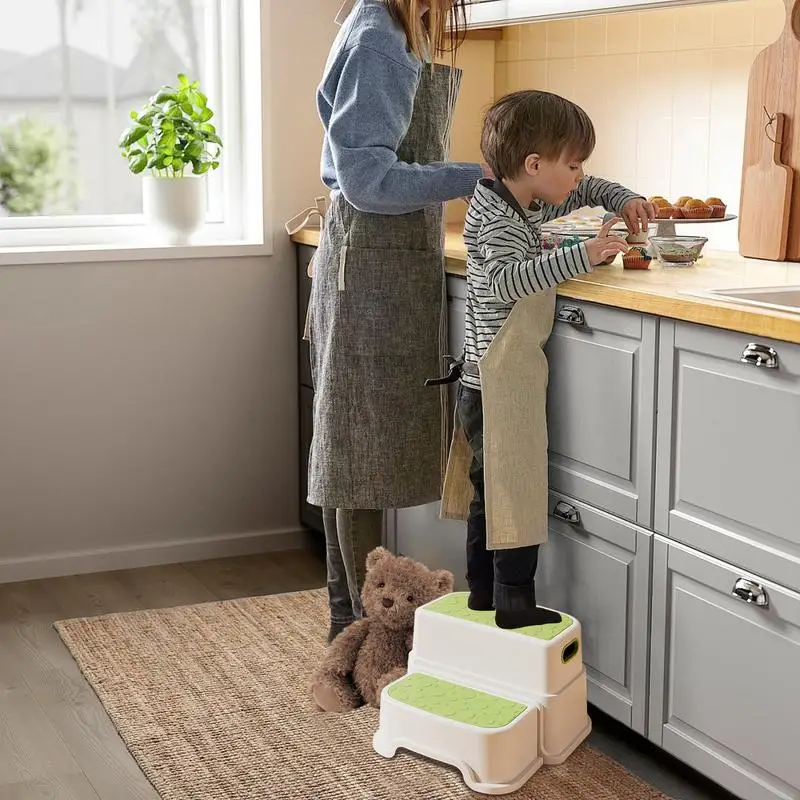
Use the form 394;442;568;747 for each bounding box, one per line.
0;0;265;254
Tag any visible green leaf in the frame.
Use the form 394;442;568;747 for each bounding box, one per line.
129;110;138;120
155;90;179;104
198;108;213;123
184;141;203;159
180;102;193;116
178;73;189;87
190;80;200;89
129;153;148;174
172;157;184;172
194;161;212;174
190;90;207;108
204;132;222;146
159;119;174;131
199;122;216;134
119;125;148;148
211;161;219;170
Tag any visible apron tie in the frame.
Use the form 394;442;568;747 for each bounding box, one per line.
335;0;356;25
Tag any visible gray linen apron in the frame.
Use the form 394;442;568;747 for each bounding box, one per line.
307;63;461;510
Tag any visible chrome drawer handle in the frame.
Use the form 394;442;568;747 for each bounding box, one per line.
556;306;585;327
552;501;581;525
740;343;779;369
731;578;769;609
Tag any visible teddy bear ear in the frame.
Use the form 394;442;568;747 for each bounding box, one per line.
366;546;392;571
433;569;454;594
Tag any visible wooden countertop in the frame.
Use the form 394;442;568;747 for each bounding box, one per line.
291;225;800;345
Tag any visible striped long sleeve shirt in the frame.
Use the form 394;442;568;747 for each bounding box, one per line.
460;176;640;390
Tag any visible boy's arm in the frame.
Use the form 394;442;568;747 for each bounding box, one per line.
479;219;593;304
540;175;642;223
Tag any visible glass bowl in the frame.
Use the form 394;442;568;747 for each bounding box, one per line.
650;235;708;266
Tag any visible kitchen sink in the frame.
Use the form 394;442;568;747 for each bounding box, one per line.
681;286;800;314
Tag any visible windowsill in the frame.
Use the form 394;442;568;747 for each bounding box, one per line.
0;237;274;266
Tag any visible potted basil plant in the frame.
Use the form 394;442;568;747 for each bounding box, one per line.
119;73;222;244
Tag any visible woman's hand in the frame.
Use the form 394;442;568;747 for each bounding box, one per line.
621;197;656;234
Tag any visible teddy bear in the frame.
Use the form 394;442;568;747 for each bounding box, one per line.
311;546;454;712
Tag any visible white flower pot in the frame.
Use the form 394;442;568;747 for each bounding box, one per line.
143;174;206;245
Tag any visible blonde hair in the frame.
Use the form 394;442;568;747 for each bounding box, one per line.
384;0;467;62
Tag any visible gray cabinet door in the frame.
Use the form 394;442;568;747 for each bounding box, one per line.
545;299;657;527
537;491;652;733
655;321;800;594
649;537;800;800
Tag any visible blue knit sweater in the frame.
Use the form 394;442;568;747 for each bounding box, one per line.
317;0;483;215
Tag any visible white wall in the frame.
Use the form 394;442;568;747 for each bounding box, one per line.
0;0;334;582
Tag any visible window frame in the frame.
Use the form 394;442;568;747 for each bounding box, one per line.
0;0;269;262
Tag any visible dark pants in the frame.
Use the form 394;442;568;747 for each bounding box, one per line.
456;383;541;612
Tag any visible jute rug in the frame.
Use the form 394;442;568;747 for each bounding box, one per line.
55;588;667;800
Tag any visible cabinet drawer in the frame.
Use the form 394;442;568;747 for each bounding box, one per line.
649;537;800;800
545;299;658;527
538;492;651;733
655;321;800;593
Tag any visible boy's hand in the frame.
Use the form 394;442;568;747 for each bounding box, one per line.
621;197;657;234
585;217;628;266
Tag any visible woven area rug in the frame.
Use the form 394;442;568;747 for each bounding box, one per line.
55;588;667;800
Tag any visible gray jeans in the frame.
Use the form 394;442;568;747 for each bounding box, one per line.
322;508;384;626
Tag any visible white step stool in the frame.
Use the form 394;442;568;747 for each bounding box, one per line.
372;592;591;795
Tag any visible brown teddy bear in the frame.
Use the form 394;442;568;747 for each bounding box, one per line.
311;547;454;712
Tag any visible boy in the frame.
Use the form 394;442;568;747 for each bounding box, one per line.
459;90;654;629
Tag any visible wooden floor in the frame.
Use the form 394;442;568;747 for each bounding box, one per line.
0;544;734;800
0;547;326;800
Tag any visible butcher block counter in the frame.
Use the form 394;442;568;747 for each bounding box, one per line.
290;223;800;344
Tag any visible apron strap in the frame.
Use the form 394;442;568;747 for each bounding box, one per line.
335;0;356;25
284;196;328;236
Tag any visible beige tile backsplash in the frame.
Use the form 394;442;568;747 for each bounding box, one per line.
494;0;787;250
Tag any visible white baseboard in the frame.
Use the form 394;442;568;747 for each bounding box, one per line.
0;527;312;585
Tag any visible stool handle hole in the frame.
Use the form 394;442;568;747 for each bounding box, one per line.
561;639;579;664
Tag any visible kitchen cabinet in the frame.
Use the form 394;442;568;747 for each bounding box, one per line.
545;298;657;527
538;492;652;733
654;321;800;594
649;537;800;800
295;241;800;800
465;0;741;29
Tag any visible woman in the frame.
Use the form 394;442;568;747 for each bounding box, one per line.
309;0;488;642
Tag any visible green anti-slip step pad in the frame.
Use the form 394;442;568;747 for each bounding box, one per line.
425;593;573;640
387;673;528;729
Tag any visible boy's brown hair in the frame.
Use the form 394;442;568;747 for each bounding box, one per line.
481;90;596;180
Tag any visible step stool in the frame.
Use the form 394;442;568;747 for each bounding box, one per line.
372;592;591;795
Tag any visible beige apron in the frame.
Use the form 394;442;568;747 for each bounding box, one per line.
441;290;556;550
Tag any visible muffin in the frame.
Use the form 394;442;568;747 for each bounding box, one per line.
705;197;727;218
622;245;653;270
675;195;693;208
682;199;713;219
656;205;676;219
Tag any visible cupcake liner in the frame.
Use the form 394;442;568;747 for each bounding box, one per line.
622;256;652;270
671;207;684;218
709;204;726;219
681;206;713;219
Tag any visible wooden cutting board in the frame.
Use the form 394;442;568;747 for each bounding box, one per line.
741;0;800;260
739;112;793;260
